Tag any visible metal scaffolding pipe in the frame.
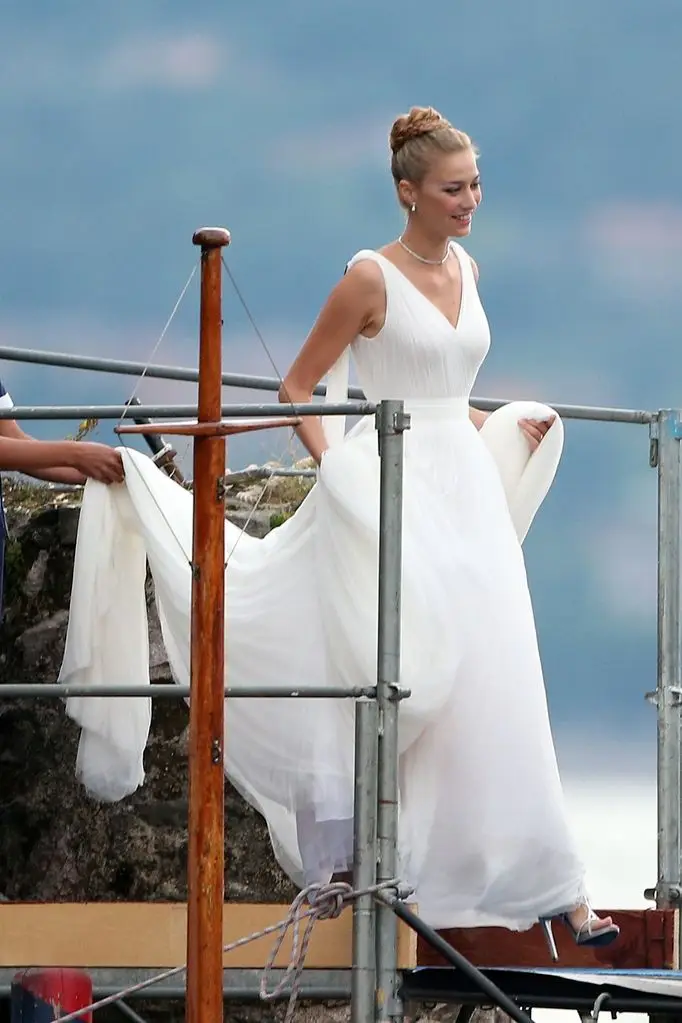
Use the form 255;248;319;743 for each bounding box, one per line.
653;410;682;917
472;396;654;425
0;967;354;1002
0;344;349;398
351;697;379;1023
374;400;409;1023
0;345;656;424
0;401;375;421
0;683;385;699
381;895;532;1023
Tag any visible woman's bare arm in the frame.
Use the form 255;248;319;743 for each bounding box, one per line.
279;261;384;464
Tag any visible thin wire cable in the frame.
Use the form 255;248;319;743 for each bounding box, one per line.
224;476;271;566
220;256;307;501
220;253;302;460
112;258;313;592
119;263;198;424
219;256;306;564
114;261;200;563
221;255;295;410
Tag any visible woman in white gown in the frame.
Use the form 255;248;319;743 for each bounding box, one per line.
60;106;618;949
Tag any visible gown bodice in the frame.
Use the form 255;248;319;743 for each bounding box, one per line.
347;243;491;404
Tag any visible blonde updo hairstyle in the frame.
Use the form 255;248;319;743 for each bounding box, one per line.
390;106;477;209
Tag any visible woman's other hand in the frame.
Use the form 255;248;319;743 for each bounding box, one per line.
518;416;556;452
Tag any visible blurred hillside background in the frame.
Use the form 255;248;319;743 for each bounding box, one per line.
1;0;680;783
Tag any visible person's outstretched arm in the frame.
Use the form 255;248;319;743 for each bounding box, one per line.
0;419;124;485
0;384;124;485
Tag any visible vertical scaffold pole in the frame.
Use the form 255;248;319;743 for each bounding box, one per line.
351;696;379;1023
186;227;231;1023
652;410;682;929
375;399;410;1023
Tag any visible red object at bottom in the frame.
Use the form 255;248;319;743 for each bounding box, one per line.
11;968;93;1023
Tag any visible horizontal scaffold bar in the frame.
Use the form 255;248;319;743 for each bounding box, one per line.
0;402;375;421
0;345;658;425
473;396;655;425
0;683;412;700
0;967;354;1002
0;344;360;397
0;345;332;395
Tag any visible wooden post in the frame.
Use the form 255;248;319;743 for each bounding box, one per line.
115;227;301;1022
186;226;231;1023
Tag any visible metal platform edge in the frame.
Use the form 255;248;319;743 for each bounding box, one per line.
401;967;682;1015
3;965;682;1015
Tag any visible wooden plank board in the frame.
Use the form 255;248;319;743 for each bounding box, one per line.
417;909;678;971
0;903;416;971
5;903;672;974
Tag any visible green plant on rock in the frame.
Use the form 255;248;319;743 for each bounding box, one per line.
269;511;289;530
66;418;100;442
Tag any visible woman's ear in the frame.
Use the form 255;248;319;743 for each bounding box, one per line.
397;179;416;211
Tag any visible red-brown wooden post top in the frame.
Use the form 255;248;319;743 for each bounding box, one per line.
192;227;231;249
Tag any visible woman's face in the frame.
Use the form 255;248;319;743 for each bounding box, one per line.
406;148;482;237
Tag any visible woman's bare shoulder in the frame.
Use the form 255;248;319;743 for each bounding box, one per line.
343;251;385;285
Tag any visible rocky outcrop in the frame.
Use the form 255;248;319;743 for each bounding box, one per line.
0;472;311;906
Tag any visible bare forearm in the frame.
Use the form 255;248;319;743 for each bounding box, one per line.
0;437;83;474
469;406;489;430
0;422;123;484
29;466;86;484
279;384;329;464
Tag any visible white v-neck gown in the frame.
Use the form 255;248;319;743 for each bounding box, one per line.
60;242;587;930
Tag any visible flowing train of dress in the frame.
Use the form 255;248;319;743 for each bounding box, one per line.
59;243;587;929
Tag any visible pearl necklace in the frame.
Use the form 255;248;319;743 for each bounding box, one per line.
398;236;450;265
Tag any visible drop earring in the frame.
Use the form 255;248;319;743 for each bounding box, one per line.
410;203;417;213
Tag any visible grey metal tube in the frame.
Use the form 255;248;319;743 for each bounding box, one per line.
0;683;385;699
351;697;379;1023
0;344;352;398
0;345;656;422
0;401;375;421
0;399;656;426
225;467;317;481
471;396;654;424
378;893;532;1023
374;400;409;1023
0;967;354;1001
655;410;682;912
0;985;350;1003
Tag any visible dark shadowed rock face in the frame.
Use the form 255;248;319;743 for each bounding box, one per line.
0;478;477;1022
0;481;299;908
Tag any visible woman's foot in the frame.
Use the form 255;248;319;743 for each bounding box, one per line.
565;904;615;939
540;903;620;961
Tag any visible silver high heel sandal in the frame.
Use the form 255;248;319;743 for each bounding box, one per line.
539;905;620;962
